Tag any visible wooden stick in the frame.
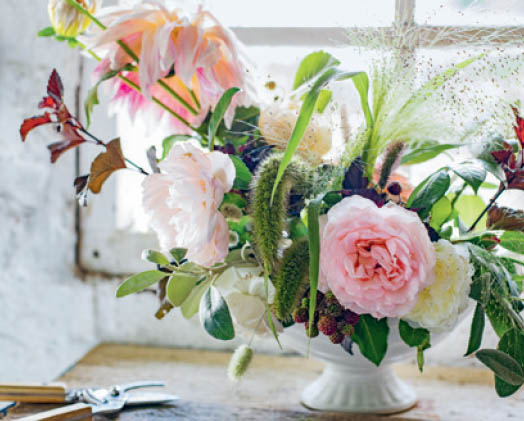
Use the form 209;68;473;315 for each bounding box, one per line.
0;384;67;403
17;403;92;421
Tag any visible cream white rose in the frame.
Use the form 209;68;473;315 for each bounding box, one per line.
405;240;473;333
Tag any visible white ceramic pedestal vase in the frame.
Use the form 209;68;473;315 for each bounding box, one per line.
280;318;451;414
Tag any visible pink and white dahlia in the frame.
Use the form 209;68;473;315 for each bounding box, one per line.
319;196;436;319
87;1;256;133
141;140;235;267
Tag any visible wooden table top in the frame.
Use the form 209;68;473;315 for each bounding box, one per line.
7;344;524;420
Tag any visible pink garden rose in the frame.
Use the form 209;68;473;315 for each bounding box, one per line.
319;196;436;318
142;140;235;267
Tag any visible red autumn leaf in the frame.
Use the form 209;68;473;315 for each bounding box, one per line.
488;205;524;231
38;95;59;110
74;175;90;195
508;168;524;191
512;106;524;149
47;122;87;163
20;112;52;141
88;138;127;194
47;68;64;103
491;149;513;166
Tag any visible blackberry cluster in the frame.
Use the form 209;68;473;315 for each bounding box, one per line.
292;290;360;344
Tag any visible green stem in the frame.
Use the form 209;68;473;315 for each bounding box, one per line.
190;89;201;110
65;0;199;116
468;185;506;232
118;75;196;131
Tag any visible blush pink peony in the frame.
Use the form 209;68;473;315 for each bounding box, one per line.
142;140;235;267
319;196;436;318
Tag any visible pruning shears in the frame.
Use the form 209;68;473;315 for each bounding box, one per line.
0;380;178;420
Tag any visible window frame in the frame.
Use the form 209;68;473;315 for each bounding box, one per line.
78;0;524;275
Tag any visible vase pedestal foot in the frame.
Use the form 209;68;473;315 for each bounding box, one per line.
301;363;417;414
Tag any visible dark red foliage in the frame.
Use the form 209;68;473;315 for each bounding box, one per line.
20;69;87;162
513;106;524;149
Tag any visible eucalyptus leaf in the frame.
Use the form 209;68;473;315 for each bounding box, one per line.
199;286;235;340
141;249;170;266
352;315;389;366
230;156;252;190
476;349;524;387
495;328;524;397
465;303;485;356
167;273;200;306
408;170;450;218
208;87;240;150
116;270;166;298
500;231;524;254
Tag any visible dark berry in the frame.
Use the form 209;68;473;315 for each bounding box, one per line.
317;315;337;336
341;323;355;337
325;303;342;318
329;331;344;344
387;181;402;196
293;307;308;324
305;322;319;338
343;310;360;326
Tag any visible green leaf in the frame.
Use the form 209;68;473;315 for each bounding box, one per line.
315;89;332;113
169;248;187;264
496;328;524;397
451;162;486;194
230;156;252;190
116;270;166;298
408;170;450;218
222;192;247;209
141;249;170;266
351;72;373;128
84;64;134;128
465;303;485;356
454;195;487;232
270;68;362;202
307;196;322;338
473;135;508;182
292;51;340;90
167;273;200;306
289;218;308;239
199;286;235;340
399;320;430;348
161;135;192;160
401;142;460;165
430;196;452;230
38;27;56;37
181;278;210;319
352;315;389;366
476;349;524;387
500;231;524;254
208;87;240;150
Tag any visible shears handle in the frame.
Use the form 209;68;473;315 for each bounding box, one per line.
18;403;92;421
0;384;67;403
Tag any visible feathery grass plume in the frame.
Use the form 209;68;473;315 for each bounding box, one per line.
273;237;310;321
251;153;305;273
227;344;254;382
378;141;405;189
341;22;524;177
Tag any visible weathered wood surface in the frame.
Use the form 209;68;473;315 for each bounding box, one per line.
8;344;524;420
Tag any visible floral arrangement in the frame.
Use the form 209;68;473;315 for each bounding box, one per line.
21;0;524;396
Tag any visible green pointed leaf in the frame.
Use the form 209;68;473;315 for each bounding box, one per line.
38;27;56;37
208;87;240;150
430;196;452;230
169;248;187;264
476;349;524;387
315;89;332;113
199;286;235;340
451;162;486;194
455;195;487;232
351;72;373;128
465;303;485;356
116;270;166;297
307;196;322;338
167;273;200;306
181;278;210;319
399;320;430;348
500;231;524;254
293;51;340;90
401;142;460;165
230;155;252;190
352;315;389;366
141;249;170;266
496;328;524;397
408;170;450;218
161;135;192;160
